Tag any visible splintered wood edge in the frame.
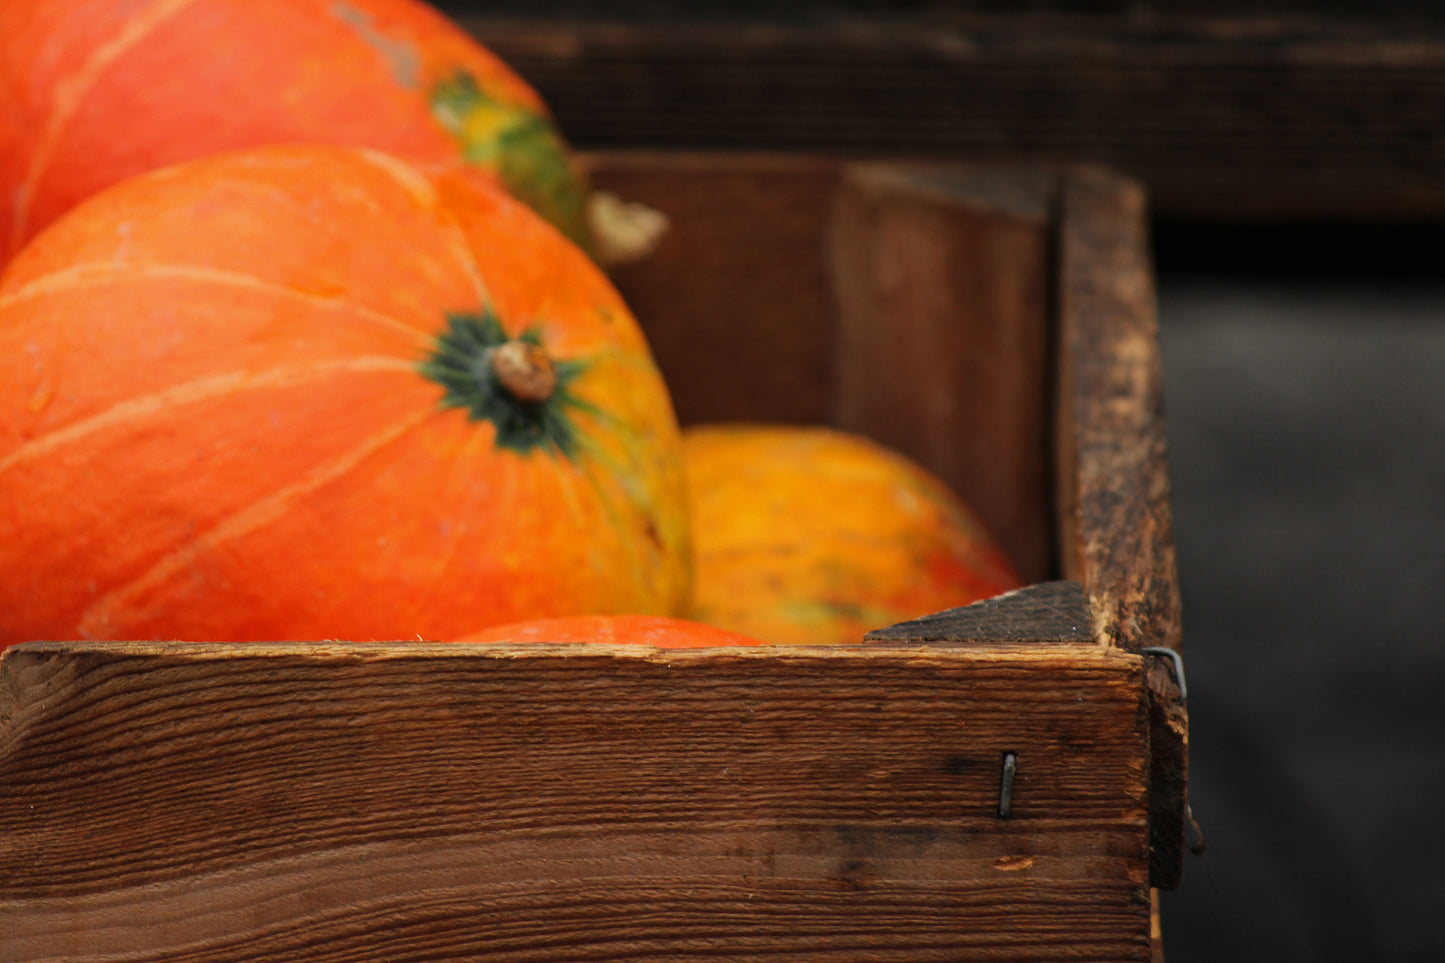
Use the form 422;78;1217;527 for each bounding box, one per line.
0;637;1125;673
1056;166;1188;893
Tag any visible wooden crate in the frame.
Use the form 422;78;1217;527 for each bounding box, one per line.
0;154;1186;962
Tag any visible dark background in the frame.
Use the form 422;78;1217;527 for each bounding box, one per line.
1150;226;1445;961
439;2;1445;958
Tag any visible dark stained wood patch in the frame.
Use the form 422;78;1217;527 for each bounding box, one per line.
864;581;1093;644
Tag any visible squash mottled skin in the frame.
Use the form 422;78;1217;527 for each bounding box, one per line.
0;145;688;647
0;0;590;268
683;424;1022;644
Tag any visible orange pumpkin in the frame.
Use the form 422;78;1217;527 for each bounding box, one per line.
682;424;1022;644
456;614;767;648
0;144;689;647
0;0;590;267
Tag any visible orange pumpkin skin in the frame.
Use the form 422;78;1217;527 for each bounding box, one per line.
682;424;1023;644
456;614;767;648
0;144;689;647
0;0;590;267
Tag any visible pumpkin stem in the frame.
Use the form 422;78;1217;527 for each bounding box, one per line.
490;340;557;403
422;311;583;457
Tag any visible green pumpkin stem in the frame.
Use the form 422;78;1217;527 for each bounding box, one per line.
420;310;584;457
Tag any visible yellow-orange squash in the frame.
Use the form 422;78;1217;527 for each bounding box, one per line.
682;424;1022;644
456;614;767;648
0;144;689;648
0;0;590;267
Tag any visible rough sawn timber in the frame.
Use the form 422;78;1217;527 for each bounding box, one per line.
1056;166;1188;891
0;640;1151;962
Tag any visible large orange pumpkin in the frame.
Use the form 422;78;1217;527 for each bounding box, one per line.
456;614;767;648
682;424;1022;644
0;0;590;267
0;144;690;647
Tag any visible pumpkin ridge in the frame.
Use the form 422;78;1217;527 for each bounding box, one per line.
0;263;436;343
571;425;657;520
567;435;668;604
0;357;415;479
553;371;682;595
405;425;516;618
353;149;494;307
351;144;442;209
12;0;202;248
75;406;433;639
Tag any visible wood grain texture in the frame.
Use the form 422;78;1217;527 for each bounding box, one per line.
864;581;1092;645
828;162;1056;583
587;153;841;428
1;641;1152;961
1054;166;1187;890
468;13;1445;220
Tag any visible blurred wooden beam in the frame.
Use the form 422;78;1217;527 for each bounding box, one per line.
461;12;1445;220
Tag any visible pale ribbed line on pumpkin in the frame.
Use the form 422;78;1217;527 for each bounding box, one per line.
407;416;509;622
0;356;415;479
352;148;494;310
76;406;436;640
545;434;596;538
0;262;434;344
353;148;440;209
11;0;202;250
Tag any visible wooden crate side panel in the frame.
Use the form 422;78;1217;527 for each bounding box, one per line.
587;153;842;428
1055;167;1188;890
1;642;1152;962
828;163;1057;583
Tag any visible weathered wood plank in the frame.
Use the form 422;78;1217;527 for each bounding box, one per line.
1055;167;1180;655
864;581;1092;645
828;162;1056;583
1055;166;1187;890
587;153;842;428
1;640;1152;962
